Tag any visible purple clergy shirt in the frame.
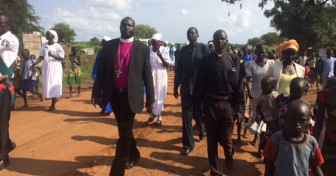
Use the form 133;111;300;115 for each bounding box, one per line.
114;41;133;88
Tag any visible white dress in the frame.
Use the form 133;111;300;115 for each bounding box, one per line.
245;59;275;120
40;42;64;98
150;47;172;115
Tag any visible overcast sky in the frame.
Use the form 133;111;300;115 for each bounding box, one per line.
27;0;276;44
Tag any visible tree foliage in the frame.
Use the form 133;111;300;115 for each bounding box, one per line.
0;0;42;49
247;37;262;50
134;24;157;39
221;0;336;52
89;37;100;46
0;0;42;34
51;23;76;44
260;32;285;46
264;0;336;53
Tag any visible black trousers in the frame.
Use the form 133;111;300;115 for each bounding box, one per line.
180;93;205;150
203;96;234;176
0;89;12;160
109;92;140;176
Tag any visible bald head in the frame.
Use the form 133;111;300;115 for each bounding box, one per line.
289;77;308;100
213;29;228;54
120;16;135;39
287;100;310;117
286;99;310;135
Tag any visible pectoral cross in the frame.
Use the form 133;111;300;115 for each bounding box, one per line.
116;69;122;78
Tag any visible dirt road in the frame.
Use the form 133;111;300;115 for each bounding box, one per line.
0;71;317;176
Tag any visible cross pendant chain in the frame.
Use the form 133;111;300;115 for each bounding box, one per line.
116;69;122;78
116;42;133;78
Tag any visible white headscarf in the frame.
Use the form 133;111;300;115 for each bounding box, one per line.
151;33;162;41
103;36;111;41
48;30;59;43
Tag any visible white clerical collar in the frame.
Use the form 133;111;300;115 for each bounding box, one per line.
120;37;134;43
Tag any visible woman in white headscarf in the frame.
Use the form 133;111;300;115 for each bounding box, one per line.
147;33;173;126
32;30;65;111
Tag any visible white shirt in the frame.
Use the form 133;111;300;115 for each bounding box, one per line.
0;31;19;76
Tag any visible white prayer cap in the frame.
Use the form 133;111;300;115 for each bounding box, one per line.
151;33;162;41
171;43;174;45
165;41;169;44
103;36;111;41
48;30;58;43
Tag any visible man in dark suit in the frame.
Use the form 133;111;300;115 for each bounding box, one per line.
91;16;155;176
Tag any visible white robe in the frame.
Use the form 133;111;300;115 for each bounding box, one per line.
40;42;64;98
150;47;171;115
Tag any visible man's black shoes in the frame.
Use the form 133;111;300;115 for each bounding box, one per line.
180;148;192;156
0;142;17;170
125;157;140;169
9;142;16;153
0;159;9;170
199;130;206;140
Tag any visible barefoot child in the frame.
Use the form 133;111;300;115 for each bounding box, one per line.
67;47;81;97
263;100;324;176
21;49;43;107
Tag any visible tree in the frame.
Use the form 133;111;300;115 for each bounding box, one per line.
51;23;76;44
260;32;284;46
221;0;336;52
134;24;157;39
247;37;262;50
0;0;42;49
89;37;100;46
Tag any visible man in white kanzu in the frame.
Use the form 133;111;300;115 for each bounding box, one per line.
147;33;173;126
33;30;65;111
0;13;18;170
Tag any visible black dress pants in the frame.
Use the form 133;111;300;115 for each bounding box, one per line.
0;89;12;160
109;92;140;176
181;93;205;150
203;96;234;176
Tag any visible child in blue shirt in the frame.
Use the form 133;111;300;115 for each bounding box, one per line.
21;49;42;107
263;100;324;176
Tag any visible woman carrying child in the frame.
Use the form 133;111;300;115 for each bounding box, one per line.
245;44;274;145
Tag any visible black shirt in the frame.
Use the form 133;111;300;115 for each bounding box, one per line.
194;52;245;113
174;43;209;95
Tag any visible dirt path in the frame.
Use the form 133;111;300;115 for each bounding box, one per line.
0;71;317;176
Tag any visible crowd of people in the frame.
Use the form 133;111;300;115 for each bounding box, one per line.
1;13;336;176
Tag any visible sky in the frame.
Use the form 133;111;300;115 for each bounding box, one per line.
27;0;276;44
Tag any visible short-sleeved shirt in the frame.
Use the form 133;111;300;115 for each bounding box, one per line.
256;91;278;121
263;132;324;176
322;57;336;77
0;31;19;77
245;59;275;94
21;58;38;80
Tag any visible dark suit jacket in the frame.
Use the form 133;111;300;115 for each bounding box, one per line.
92;38;155;113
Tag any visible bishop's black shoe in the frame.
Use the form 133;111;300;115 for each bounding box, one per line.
180;148;192;156
0;159;9;170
